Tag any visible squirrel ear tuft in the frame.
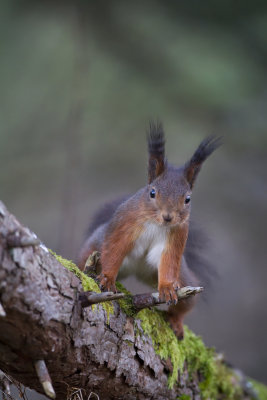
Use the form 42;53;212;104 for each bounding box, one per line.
147;121;166;183
184;135;222;188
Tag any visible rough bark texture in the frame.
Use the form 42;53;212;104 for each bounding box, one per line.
0;201;196;399
0;201;261;400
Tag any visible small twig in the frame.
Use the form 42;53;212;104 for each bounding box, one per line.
79;286;203;310
0;370;12;400
79;291;125;307
34;360;56;399
85;251;101;269
6;233;40;248
84;251;101;276
0;302;6;317
3;381;11;397
88;392;100;400
0;201;6;217
66;386;84;400
132;286;204;310
68;388;83;400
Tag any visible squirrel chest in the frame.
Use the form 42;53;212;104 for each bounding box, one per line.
121;222;169;270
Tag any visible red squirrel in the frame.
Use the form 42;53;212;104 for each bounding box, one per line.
78;122;220;339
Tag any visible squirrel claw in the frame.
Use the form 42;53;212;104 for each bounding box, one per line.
159;284;178;305
98;274;117;293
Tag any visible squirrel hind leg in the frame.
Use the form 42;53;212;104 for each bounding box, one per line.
166;296;196;340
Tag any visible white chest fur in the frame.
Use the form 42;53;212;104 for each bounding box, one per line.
121;222;169;270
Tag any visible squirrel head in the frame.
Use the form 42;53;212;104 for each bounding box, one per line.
146;121;221;227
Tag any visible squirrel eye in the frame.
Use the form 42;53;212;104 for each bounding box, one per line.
150;189;156;198
185;195;191;204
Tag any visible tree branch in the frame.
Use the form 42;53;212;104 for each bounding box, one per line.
34;360;56;399
0;201;262;400
79;291;126;307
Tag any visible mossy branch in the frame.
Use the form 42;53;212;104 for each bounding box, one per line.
0;200;266;400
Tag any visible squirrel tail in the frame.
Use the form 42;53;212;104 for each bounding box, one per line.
184;220;217;294
86;195;129;236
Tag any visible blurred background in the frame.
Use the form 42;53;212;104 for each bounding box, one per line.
0;0;267;389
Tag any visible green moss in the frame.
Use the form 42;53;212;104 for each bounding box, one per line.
51;251;100;292
115;281;137;317
125;340;134;347
137;308;183;388
177;395;191;400
50;250;114;322
250;379;267;400
137;307;243;399
48;253;266;399
200;361;243;400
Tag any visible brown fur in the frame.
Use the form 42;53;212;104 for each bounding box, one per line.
77;122;220;339
158;224;188;304
99;208;145;292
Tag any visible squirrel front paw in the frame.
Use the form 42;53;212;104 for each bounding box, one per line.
158;282;178;305
98;273;117;293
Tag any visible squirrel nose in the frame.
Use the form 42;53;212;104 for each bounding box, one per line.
162;213;172;223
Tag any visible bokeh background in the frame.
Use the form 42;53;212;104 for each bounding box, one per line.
1;0;267;389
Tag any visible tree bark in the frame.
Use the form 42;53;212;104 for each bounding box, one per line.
0;201;259;400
